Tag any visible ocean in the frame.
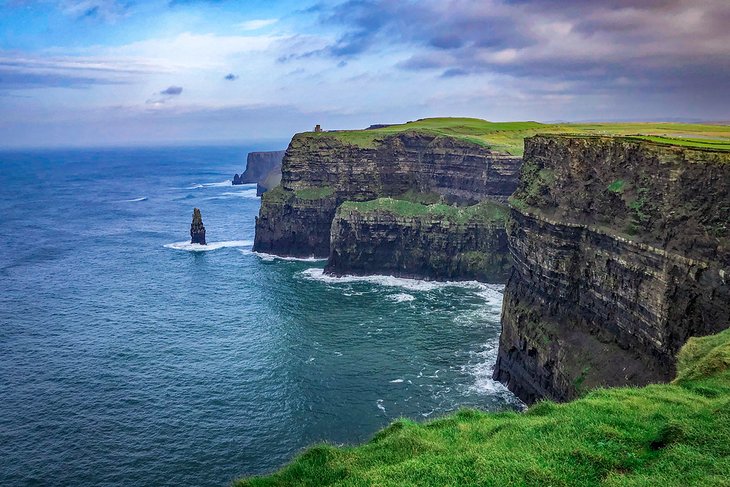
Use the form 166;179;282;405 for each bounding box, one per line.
0;146;520;486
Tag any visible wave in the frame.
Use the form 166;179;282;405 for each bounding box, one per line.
300;268;491;292
203;189;258;201
164;240;253;252
388;293;415;302
120;196;147;202
462;338;525;408
241;250;327;262
186;180;232;189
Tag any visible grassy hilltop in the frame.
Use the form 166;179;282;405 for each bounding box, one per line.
236;329;730;486
301;117;730;155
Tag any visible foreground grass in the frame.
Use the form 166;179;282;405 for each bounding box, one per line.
236;328;730;486
302;117;730;155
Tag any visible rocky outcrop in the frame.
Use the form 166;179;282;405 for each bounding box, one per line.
493;135;730;404
253;132;522;258
326;200;511;283
233;150;285;192
190;207;206;245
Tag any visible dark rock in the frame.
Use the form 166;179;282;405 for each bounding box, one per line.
233;151;285;185
253;132;522;258
493;135;730;404
326;202;511;283
190;207;206;245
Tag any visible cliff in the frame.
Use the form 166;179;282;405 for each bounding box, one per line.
233;150;285;192
237;328;730;486
326;198;511;283
494;135;730;403
253;131;521;258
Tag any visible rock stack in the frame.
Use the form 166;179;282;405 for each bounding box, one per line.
190;208;206;245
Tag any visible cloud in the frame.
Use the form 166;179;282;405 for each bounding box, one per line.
60;0;131;21
0;52;163;90
160;85;183;95
314;0;730;98
239;18;278;31
224;73;238;80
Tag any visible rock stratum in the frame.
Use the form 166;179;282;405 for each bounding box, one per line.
326;199;512;283
233;150;285;194
253;131;521;259
493;135;730;403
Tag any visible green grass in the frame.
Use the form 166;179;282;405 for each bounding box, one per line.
607;180;626;193
294;186;335;200
299;117;730;155
235;328;730;486
338;198;509;225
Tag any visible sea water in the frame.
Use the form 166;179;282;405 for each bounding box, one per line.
0;146;521;486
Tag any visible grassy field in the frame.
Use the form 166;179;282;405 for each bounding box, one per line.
338;198;509;224
236;328;730;486
301;118;730;155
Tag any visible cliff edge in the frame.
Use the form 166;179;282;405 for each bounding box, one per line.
493;135;730;403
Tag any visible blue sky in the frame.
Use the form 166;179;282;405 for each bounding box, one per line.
1;0;728;147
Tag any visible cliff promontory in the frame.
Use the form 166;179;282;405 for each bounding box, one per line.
233;150;285;194
326;198;511;282
253;130;521;258
494;135;730;403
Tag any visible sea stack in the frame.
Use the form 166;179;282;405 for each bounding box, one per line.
190;208;206;245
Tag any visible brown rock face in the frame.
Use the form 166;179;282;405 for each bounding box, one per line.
253;132;522;258
493;135;730;404
190;207;206;245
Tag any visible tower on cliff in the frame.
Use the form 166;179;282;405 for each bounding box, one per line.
190;208;206;245
314;124;322;132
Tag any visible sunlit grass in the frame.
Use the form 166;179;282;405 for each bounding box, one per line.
236;328;730;486
300;118;730;155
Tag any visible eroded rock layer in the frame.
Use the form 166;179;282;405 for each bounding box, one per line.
494;135;730;403
326;201;511;283
253;132;521;257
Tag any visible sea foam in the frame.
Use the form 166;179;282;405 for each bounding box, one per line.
205;189;258;200
164;240;252;252
242;250;327;262
185;180;235;189
300;268;492;292
121;196;148;202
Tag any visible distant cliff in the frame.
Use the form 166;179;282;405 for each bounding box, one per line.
326;199;511;283
253;132;521;258
233;150;285;193
494;135;730;403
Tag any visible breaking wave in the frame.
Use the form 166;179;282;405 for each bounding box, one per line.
300;268;493;292
242;250;327;262
164;240;252;252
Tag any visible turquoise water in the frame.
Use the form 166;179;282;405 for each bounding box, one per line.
0;146;520;486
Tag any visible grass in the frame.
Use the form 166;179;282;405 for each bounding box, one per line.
338;198;509;225
299;117;730;155
235;328;730;486
295;186;335;200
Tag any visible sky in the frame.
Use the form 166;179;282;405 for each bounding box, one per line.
1;0;729;148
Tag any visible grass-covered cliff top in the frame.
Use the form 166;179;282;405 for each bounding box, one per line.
338;197;509;225
237;328;730;486
300;117;730;156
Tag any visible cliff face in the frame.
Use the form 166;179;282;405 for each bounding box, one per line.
326;200;511;283
494;135;730;404
233;150;285;189
253;132;521;257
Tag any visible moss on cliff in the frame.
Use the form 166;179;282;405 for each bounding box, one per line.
235;329;730;486
300;117;730;156
339;198;508;225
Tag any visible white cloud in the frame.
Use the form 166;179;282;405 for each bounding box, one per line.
238;19;278;31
